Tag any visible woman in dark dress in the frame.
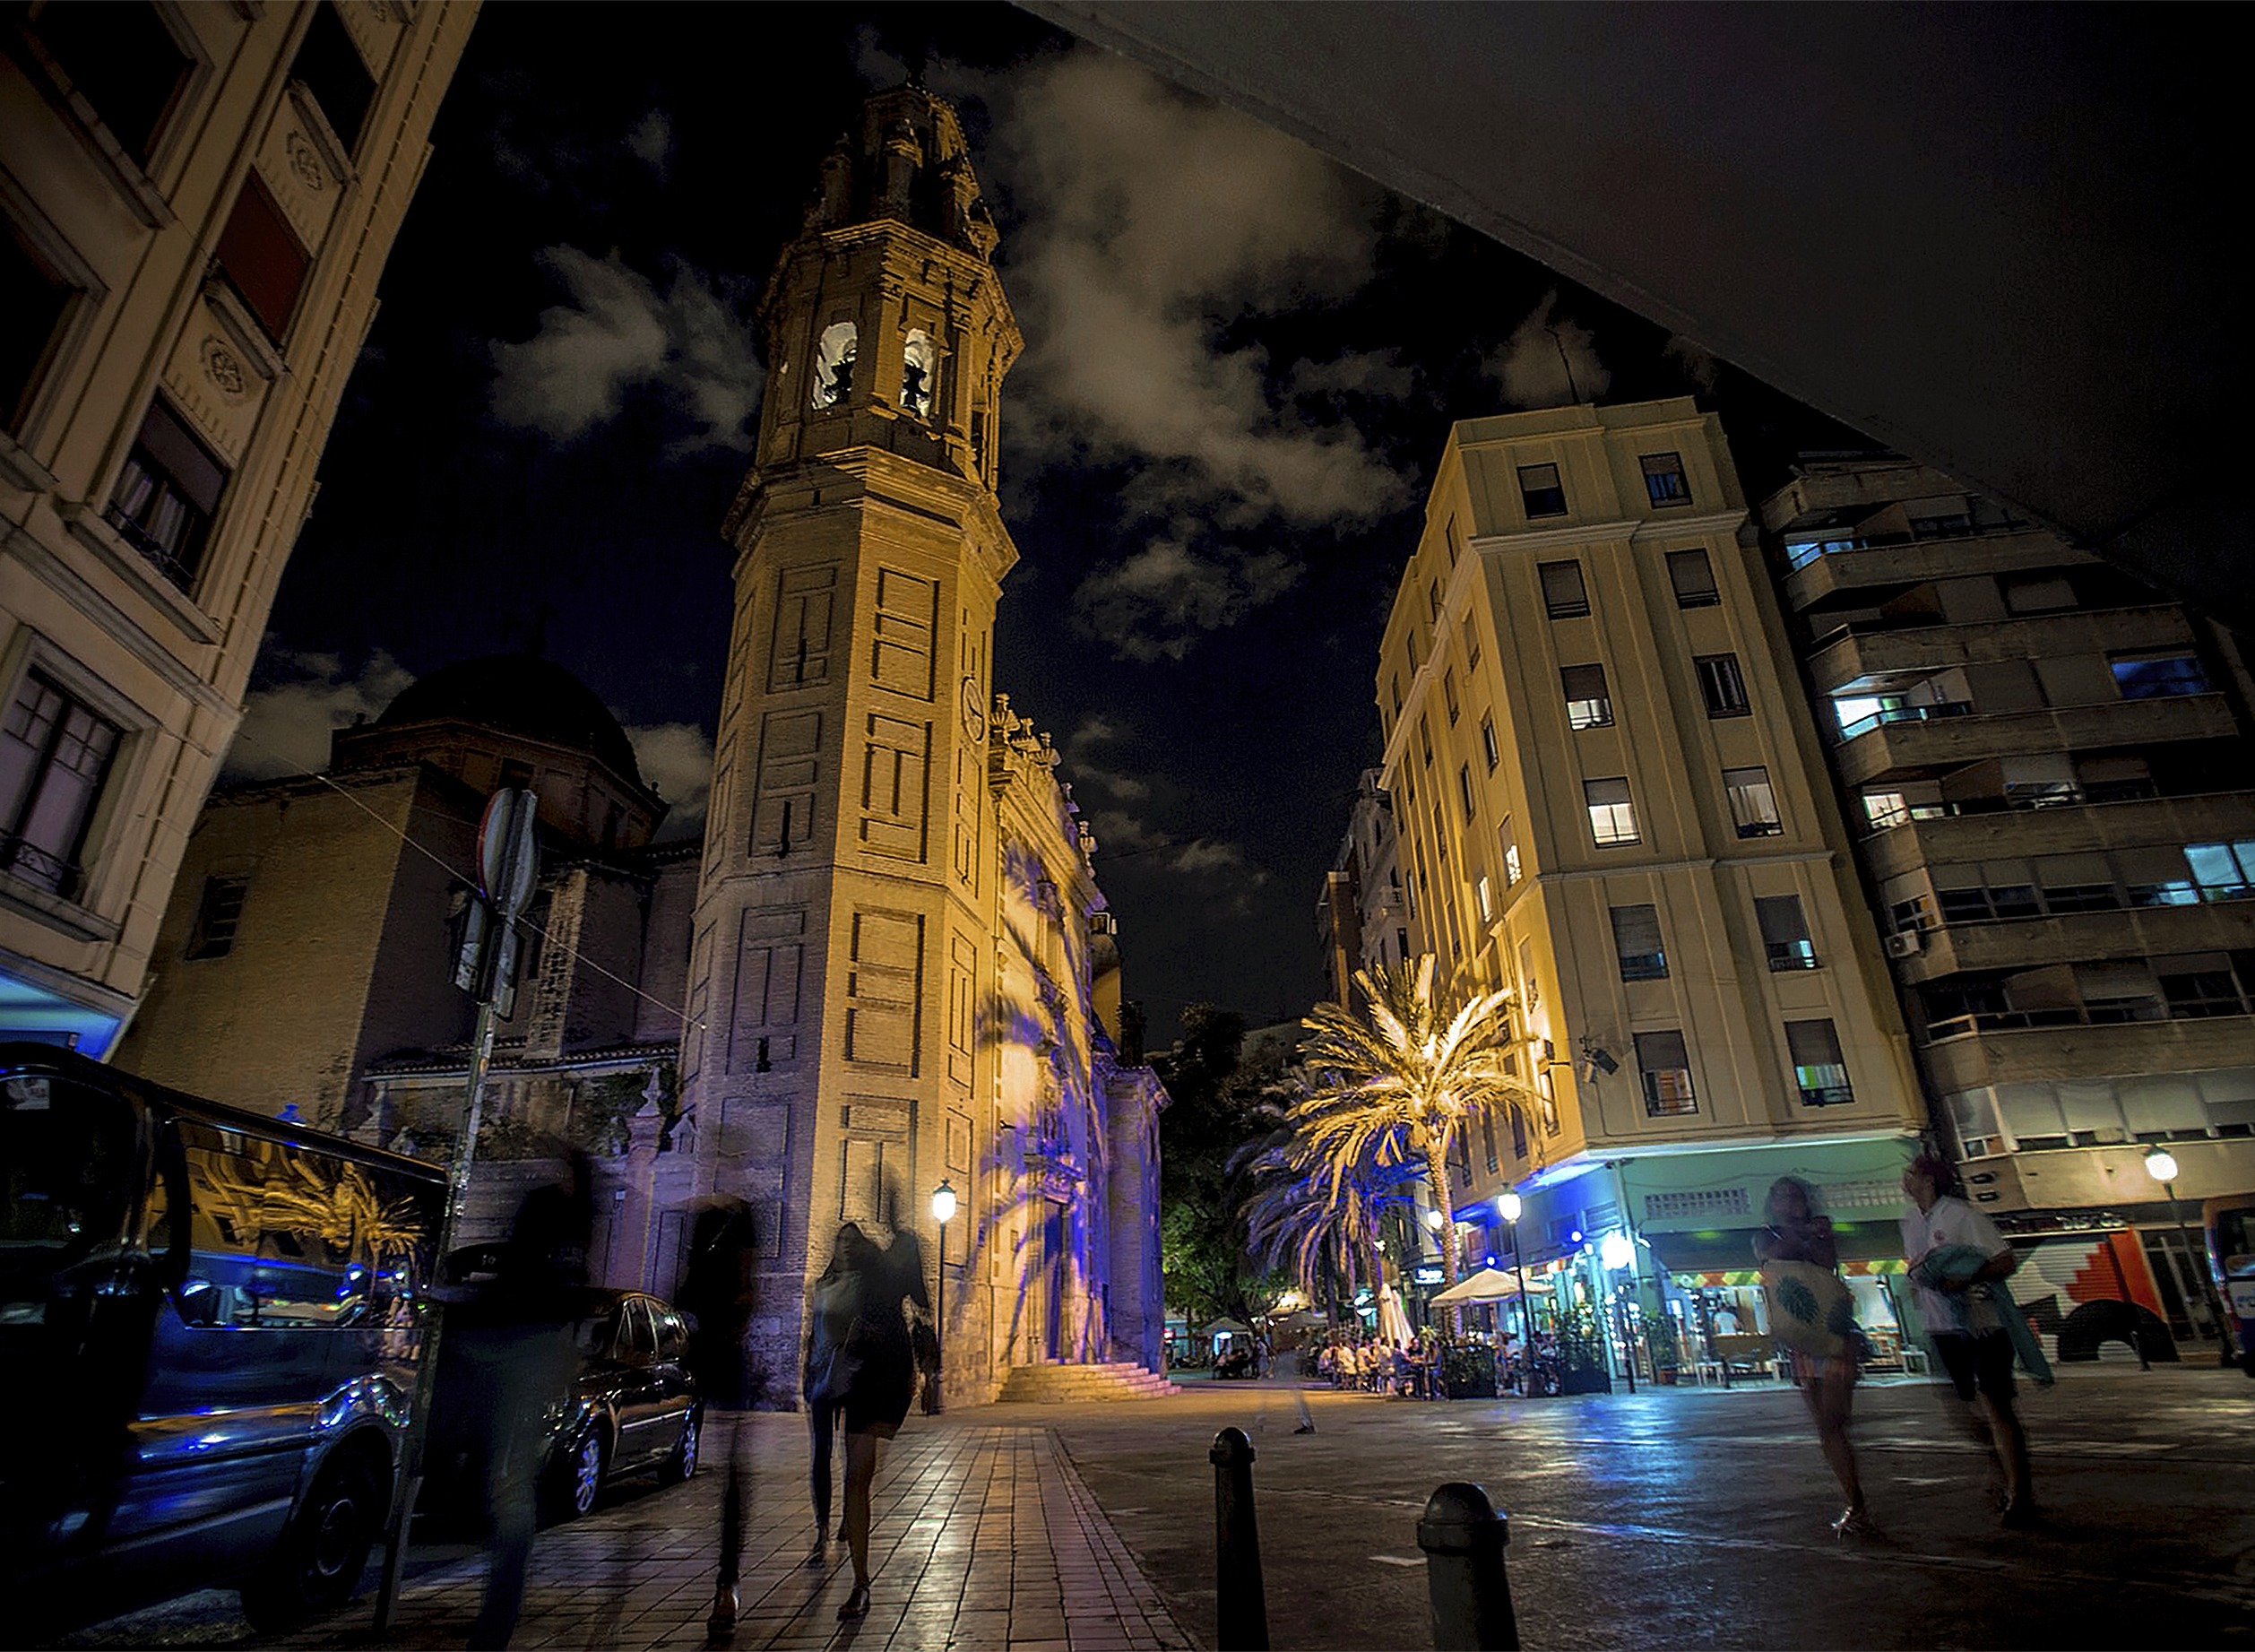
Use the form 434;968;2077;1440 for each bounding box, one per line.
832;1220;929;1620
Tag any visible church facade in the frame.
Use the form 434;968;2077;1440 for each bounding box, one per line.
118;83;1169;1406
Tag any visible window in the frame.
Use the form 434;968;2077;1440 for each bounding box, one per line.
1499;816;1521;885
1445;514;1460;567
1539;560;1588;618
1475;874;1494;923
1443;669;1460;725
186;874;249;959
811;321;857;408
1696;653;1750;717
1666;548;1719;608
2110;653;2210;700
1420;714;1434;769
1396;927;1410;963
1724;766;1782;837
1862;791;1910;829
2186;842;2255;900
1640;452;1690;507
1457;763;1476;822
3;220;74;434
1585;777;1638;846
900;330;937;417
1756;895;1816;970
1428;576;1442;621
22;0;193;163
104;397;228;591
1517;938;1539;1009
215;175;311;342
1482;1111;1499;1174
1561;663;1611;730
1636;1031;1697;1117
1461;618;1482;670
1479;714;1499;772
1611;904;1667;981
1785;1019;1853;1107
1389;674;1403;716
2003;575;2077;614
2160;971;2247;1018
1518;463;1567;518
290;2;376;156
0;670;121;899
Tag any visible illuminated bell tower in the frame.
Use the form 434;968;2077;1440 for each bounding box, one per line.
683;83;1021;1390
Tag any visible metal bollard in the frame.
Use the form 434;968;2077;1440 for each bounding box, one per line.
1417;1482;1518;1651
1210;1426;1270;1651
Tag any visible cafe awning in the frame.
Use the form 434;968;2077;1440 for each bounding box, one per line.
1430;1267;1556;1306
1647;1224;1911;1280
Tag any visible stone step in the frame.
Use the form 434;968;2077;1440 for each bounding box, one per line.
996;1360;1181;1403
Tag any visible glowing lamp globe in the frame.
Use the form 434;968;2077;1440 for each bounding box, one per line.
1498;1192;1524;1224
931;1181;958;1224
1424;1207;1446;1232
2144;1148;2179;1184
1599;1232;1634;1271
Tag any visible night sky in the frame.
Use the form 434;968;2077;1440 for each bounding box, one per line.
237;3;1857;1042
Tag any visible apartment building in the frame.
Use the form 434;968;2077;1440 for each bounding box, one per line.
1317;767;1408;1006
1760;458;2255;1349
2;1;474;1054
1377;399;1928;1366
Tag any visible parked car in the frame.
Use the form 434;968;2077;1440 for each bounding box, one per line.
422;1261;701;1524
0;1043;444;1638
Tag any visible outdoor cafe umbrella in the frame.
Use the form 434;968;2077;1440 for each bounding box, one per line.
1428;1267;1553;1306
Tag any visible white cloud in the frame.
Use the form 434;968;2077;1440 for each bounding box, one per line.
489;247;762;453
626;109;673;177
1486;291;1611;410
1073;536;1300;662
624;721;713;840
225;650;414;780
1664;333;1721;392
1061;716;1151;801
986;50;1413;532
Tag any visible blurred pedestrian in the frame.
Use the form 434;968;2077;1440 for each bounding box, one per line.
1902;1154;2038;1527
831;1203;929;1621
678;1198;759;1643
801;1224;860;1566
450;1162;592;1649
1755;1176;1870;1537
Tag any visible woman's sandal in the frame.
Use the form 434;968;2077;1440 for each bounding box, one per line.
838;1583;872;1621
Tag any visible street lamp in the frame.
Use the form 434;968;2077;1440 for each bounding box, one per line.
2146;1148;2220;1350
929;1180;956;1414
1498;1192;1535;1388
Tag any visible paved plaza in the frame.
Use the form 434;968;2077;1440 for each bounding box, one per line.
65;1362;2255;1652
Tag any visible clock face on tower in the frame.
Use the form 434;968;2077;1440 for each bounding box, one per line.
960;676;986;740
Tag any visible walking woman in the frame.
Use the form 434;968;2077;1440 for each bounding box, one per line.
1755;1175;1871;1537
678;1198;758;1643
818;1218;929;1620
801;1225;860;1566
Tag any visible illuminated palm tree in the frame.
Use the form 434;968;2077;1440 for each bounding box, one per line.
1238;1115;1421;1322
1294;955;1542;1327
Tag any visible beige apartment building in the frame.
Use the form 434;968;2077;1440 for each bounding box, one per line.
1;0;474;1054
1760;458;2255;1353
1377;398;1928;1373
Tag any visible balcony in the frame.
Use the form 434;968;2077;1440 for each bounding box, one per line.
1856;788;2255;883
1810;604;2189;688
1833;696;2239;787
1919;1006;2255;1094
1895;897;2255;983
1782;523;2069;613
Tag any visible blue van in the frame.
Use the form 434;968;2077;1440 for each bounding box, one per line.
0;1042;443;1635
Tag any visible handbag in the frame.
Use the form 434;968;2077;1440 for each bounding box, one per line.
811;1340;862;1402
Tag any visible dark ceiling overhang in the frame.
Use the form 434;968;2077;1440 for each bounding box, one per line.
1024;3;2245;627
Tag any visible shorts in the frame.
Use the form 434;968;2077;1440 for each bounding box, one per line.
1931;1331;2015;1404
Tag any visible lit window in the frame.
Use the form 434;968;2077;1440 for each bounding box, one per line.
1519;463;1567;518
186;874;250;959
104;397;229;592
1756;895;1816;970
1480;715;1499;773
1667;548;1719;607
1785;1019;1853;1107
0;670;121;899
1561;663;1611;730
2185;841;2255;899
1862;791;1909;829
1697;653;1750;717
1640;452;1690;507
1724;765;1782;837
1539;560;1588;618
1476;874;1494;922
2110;653;2210;700
1636;1031;1697;1116
214;175;310;342
1611;904;1666;981
1585;777;1638;847
900;330;937;418
1499;816;1521;885
811;322;857;408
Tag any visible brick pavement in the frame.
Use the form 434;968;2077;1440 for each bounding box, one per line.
256;1417;1193;1652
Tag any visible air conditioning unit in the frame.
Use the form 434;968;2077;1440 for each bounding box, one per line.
1884;929;1924;958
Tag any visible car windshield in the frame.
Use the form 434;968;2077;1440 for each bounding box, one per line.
573;1303;620;1358
2;1072;141;1269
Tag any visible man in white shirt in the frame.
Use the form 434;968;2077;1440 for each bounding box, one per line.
1901;1153;2036;1527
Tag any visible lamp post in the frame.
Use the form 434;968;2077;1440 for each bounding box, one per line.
1499;1192;1534;1388
929;1180;956;1414
1599;1231;1637;1393
2145;1148;2220;1351
1422;1207;1446;1336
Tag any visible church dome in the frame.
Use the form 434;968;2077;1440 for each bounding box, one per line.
376;654;644;786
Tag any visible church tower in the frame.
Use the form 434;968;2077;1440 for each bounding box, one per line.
683;85;1023;1390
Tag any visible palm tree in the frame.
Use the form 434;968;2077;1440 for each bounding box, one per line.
1238;1117;1421;1323
1294;955;1543;1327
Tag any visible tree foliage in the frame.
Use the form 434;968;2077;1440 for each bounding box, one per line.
1153;1006;1289;1326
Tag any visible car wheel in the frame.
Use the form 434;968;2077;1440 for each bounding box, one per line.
659;1406;701;1484
240;1453;384;1631
553;1423;607;1520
